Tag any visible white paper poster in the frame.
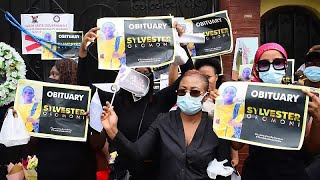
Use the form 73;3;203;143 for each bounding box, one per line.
21;13;74;54
232;37;258;80
232;37;258;71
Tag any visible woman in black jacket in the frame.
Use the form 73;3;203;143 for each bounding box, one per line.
77;26;196;180
101;70;231;180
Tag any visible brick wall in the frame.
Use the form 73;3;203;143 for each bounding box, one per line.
218;0;261;174
219;0;261;81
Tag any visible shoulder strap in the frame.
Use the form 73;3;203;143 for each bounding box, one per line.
30;102;39;116
232;103;240;120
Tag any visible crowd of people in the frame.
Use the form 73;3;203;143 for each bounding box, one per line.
1;21;320;180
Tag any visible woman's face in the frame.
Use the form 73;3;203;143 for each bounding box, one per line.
178;75;207;100
257;50;286;84
198;65;218;90
49;66;60;82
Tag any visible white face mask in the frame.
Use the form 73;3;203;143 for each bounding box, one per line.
259;66;285;84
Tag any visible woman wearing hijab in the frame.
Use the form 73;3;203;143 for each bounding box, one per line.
232;43;320;180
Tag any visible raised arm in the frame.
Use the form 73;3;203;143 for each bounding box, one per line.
168;45;194;86
79;27;99;58
101;101;160;163
77;27;117;86
77;27;99;86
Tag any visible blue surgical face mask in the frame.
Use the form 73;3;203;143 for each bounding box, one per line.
259;66;285;84
177;92;206;115
304;66;320;82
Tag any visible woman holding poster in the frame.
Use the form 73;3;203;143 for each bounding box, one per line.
101;70;231;180
232;43;320;180
78;24;200;180
35;59;98;180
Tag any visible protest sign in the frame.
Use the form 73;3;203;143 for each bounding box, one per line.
14;79;91;142
232;37;258;80
116;65;150;97
21;13;74;54
213;82;309;150
97;16;175;70
181;10;233;59
41;31;82;60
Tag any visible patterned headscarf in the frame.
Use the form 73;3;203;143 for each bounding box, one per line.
252;43;288;82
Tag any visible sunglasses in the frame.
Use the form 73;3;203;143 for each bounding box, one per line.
257;58;286;72
176;89;206;97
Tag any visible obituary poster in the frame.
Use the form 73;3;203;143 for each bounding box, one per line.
41;31;82;60
213;82;309;150
182;11;233;59
14;79;91;142
97;16;175;70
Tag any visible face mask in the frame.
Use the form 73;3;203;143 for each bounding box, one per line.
304;66;320;82
177;93;206;115
259;66;285;84
47;78;59;84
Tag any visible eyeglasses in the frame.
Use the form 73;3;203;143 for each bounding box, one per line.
257;58;286;72
176;89;206;97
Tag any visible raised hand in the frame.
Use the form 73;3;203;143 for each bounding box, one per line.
209;89;220;102
79;27;100;58
101;101;119;139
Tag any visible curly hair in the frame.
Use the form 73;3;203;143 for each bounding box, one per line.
54;59;78;85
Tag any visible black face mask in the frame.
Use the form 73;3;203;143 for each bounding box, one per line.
46;78;59;84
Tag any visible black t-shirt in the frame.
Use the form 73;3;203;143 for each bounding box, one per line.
37;135;96;180
242;145;309;180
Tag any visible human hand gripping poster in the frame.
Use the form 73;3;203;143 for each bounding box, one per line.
14;79;91;142
96;16;175;70
213;82;309;150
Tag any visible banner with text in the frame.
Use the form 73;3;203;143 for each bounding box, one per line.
96;16;175;70
213;82;309;150
14;79;91;142
41;31;82;60
21;13;74;54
